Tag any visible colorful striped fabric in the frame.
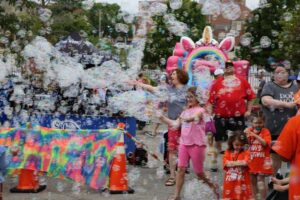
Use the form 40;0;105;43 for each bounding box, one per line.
0;126;122;189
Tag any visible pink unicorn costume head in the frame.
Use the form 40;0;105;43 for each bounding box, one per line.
166;26;250;86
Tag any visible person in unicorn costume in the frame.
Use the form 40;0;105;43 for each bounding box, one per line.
165;25;253;156
166;26;250;91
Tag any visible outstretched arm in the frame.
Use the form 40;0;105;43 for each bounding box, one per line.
159;114;181;129
128;80;156;93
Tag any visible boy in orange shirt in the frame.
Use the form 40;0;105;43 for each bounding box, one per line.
272;115;300;200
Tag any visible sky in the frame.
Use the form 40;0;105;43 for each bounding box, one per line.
96;0;260;14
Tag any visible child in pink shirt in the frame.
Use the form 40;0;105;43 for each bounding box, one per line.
160;87;217;200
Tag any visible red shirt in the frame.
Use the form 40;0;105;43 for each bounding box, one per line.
247;128;273;175
208;76;256;118
272;115;300;200
223;150;253;200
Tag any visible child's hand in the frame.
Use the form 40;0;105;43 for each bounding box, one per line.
155;110;163;119
179;116;187;122
244;128;254;137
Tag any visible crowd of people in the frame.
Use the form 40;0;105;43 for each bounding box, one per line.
134;62;300;200
1;55;300;200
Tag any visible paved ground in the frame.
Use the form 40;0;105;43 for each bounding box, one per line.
2;123;287;200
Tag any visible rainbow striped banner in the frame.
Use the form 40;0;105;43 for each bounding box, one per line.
0;126;122;189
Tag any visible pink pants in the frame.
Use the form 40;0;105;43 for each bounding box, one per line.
178;144;206;174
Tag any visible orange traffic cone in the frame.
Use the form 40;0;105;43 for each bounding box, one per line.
109;132;134;194
10;169;46;193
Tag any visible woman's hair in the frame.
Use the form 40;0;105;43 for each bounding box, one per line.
173;69;189;85
227;131;248;151
250;110;265;122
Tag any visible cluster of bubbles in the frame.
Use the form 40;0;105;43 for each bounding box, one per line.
183;179;217;200
169;0;183;10
0;35;156;124
163;14;189;37
121;11;135;24
149;2;168;16
201;0;241;20
115;23;129;33
221;1;241;21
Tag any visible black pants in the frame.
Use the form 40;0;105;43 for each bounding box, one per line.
214;116;246;142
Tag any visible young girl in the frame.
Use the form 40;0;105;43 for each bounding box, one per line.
159;87;217;200
244;112;273;200
223;132;253;200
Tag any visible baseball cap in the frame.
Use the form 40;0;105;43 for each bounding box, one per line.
214;68;224;76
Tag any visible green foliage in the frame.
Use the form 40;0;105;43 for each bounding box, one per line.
142;0;206;70
50;12;92;43
279;2;300;69
49;0;84;15
17;13;43;35
237;0;300;70
87;3;134;40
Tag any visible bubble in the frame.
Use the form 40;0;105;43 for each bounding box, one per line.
201;0;221;16
160;58;166;65
221;1;241;20
38;8;52;22
16;29;26;38
128;168;141;186
283;12;293;21
183;179;217;200
234;185;242;195
156;167;164;179
271;30;279;37
5;30;11;37
257;181;265;191
82;0;94;10
122;12;134;24
56;181;65;192
115;23;129;33
0;37;9;45
39;176;47;185
263;157;273;169
234;111;241;117
240;33;252;46
71;182;81;195
260;36;271;48
149;2;168;16
169;0;183;10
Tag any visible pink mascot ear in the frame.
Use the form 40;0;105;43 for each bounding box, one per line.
180;37;195;52
166;56;179;74
173;42;185;57
233;60;250;78
219;37;235;52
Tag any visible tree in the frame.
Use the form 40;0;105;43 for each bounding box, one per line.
48;0;84;15
50;11;92;43
142;0;206;70
279;1;300;70
87;3;134;41
237;0;299;70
